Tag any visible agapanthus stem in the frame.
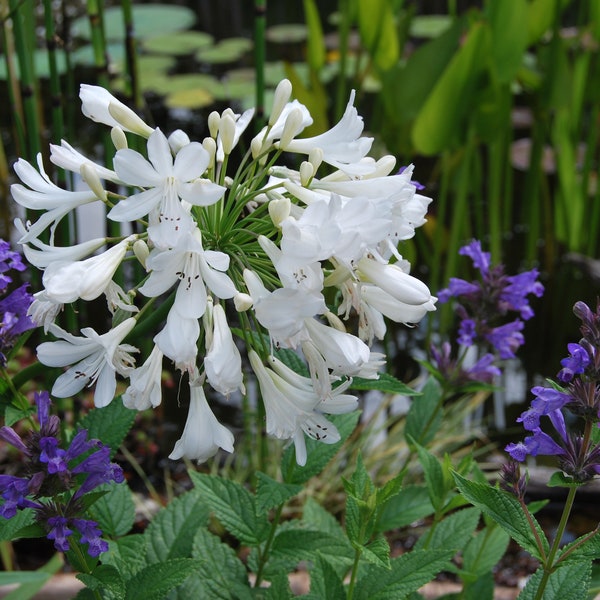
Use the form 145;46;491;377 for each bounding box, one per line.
533;485;578;600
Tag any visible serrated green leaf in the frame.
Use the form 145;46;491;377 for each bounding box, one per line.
353;549;454;600
281;411;360;485
87;483;135;538
547;471;582;488
145;487;209;563
77;399;136;457
189;471;268;546
309;553;346;600
414;442;446;511
345;495;369;546
557;528;600;564
518;561;591;600
125;559;200;600
255;472;302;512
262;570;294;599
453;473;548;560
0;509;36;541
103;535;147;578
376;485;435;533
190;527;249;599
463;571;495;600
77;565;125;599
405;377;442;446
302;497;346;539
462;525;510;579
350;373;419;395
362;534;391;569
5;404;35;427
415;506;480;552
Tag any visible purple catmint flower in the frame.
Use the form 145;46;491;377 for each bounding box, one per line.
459;239;491;275
0;476;41;518
39;437;68;474
501;270;544;320
73;519;109;557
558;343;591;383
46;516;73;552
485;321;525;359
457;318;477;346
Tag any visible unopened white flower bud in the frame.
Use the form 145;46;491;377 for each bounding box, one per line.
219;114;236;156
278;108;304;149
268;197;291;227
268;78;292;127
325;310;347;332
107;102;154;138
308;148;323;172
208;111;220;138
80;163;106;201
202;137;216;169
168;129;190;154
111;127;128;150
133;239;150;269
373;155;396;177
299;161;314;186
234;292;253;312
251;137;264;159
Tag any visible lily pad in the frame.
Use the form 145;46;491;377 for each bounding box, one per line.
197;37;253;64
143;31;214;56
165;87;215;110
71;5;196;41
266;23;308;44
409;15;453;39
0;48;67;79
111;56;177;93
71;42;126;68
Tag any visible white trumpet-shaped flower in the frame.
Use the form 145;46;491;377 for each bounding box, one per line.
153;306;200;374
49;139;121;183
249;350;351;466
122;345;164;410
42;236;135;304
11;156;100;243
168;383;235;463
37;318;138;408
280;90;375;177
204;303;245;396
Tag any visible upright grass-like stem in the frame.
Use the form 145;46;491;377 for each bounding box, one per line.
254;0;266;131
121;0;141;109
335;0;351;120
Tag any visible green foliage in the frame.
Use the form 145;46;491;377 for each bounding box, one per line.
405;377;442;447
87;483;135;538
518;561;592;600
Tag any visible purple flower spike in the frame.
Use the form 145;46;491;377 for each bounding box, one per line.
39;437;68;474
501;270;544;320
0;426;29;454
35;391;52;428
558;343;591;383
46;516;73;552
459;240;491;275
485;321;525;359
0;476;40;518
73;519;108;557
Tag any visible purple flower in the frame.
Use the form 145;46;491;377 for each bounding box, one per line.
39;437;68;474
457;318;477;346
0;476;40;518
459;240;491;275
437;278;480;303
0;240;26;285
485;321;524;359
467;353;501;383
558;343;591;383
46;516;73;552
72;445;124;498
73;519;108;557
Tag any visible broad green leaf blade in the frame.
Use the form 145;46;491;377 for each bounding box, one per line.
77;565;125;599
302;497;347;539
103;534;147;578
0;508;36;541
190;527;250;599
557;528;600;564
309;553;346;600
415;506;480;552
357;0;399;71
405;377;442;446
189;471;268;546
125;559;200;600
350;373;419;395
262;571;294;599
412;21;490;154
453;472;549;560
527;0;559;44
414;442;446;511
353;549;454;600
518;561;591;600
0;553;62;600
463;571;495;600
362;534;391;569
281;411;360;485
255;472;302;512
87;483;135;538
76;399;136;457
376;485;435;533
145;487;209;563
303;0;326;71
462;525;510;579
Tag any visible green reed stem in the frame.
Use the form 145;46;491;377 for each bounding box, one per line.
9;0;41;161
86;0;109;88
335;0;351;120
121;0;141;108
43;0;64;145
254;0;266;131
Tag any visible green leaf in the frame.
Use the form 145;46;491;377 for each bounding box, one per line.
461;525;510;580
405;377;443;446
77;399;136;457
463;571;495;600
309;553;346;600
103;535;147;578
145;487;209;563
362;534;391;569
302;497;346;539
0;509;36;541
0;553;62;600
357;0;399;71
190;527;250;599
376;485;435;533
255;472;302;512
415;506;480;552
412;21;490;154
353;549;454;600
77;565;125;599
303;0;326;71
350;372;419;395
527;0;559;44
414;442;446;511
547;471;583;488
281;411;360;485
518;561;591;600
453;472;548;560
87;483;135;538
4;404;35;427
189;471;268;546
557;528;600;564
125;558;200;600
262;571;294;599
143;31;214;55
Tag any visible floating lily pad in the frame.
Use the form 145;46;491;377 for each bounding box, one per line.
71;5;196;41
196;37;253;64
165;87;215;110
266;23;308;44
71;42;126;68
111;55;178;93
143;31;214;55
409;15;453;39
0;48;67;79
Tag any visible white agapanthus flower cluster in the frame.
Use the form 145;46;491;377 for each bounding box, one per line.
12;79;436;466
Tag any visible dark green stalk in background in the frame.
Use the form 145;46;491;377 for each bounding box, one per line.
254;0;266;131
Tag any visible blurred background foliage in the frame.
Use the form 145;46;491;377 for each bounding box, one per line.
1;0;600;399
